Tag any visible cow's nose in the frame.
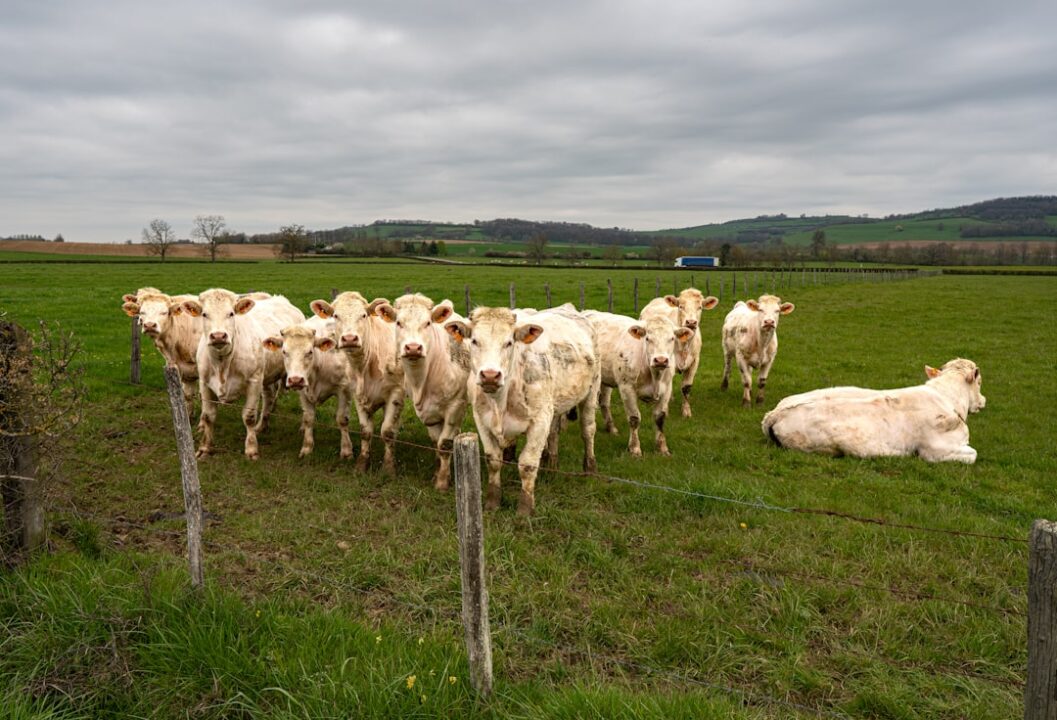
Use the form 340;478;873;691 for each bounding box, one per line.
142;322;158;332
480;369;502;383
287;375;306;388
209;331;228;343
403;342;423;357
685;320;698;329
340;333;359;347
652;356;670;368
763;320;776;329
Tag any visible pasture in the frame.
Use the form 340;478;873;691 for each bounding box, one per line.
1;261;1053;719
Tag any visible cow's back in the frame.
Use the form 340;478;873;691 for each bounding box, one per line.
522;311;598;414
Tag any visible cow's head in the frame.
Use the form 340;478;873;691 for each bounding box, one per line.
665;288;719;330
628;316;695;371
746;294;794;332
445;307;542;394
263;324;336;390
126;292;187;338
310;292;386;355
926;358;986;413
377;294;455;362
121;286;162;305
182;288;254;355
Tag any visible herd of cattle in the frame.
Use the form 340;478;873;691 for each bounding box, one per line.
120;285;985;514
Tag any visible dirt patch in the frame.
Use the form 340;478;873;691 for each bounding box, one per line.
0;240;280;259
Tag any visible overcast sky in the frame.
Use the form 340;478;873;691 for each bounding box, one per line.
2;0;1055;242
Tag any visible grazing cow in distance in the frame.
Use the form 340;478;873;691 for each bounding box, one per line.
762;359;986;463
183;290;304;459
263;316;353;459
444;306;600;515
721;294;795;406
121;290;202;422
640;288;718;417
583;310;694;456
310;292;404;474
376;294;470;490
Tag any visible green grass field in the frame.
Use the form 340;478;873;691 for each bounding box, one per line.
1;260;1052;719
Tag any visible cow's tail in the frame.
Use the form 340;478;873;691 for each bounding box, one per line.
761;410;783;447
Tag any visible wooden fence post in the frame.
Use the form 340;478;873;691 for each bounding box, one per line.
607;279;613;312
719;279;723;304
1027;519;1057;720
655;277;661;298
453;433;494;698
731;272;737;299
164;366;204;589
130;315;141;385
331;287;338;301
509;283;516;310
1;321;45;561
579;282;585;311
464;284;471;316
633;278;639;313
545;283;552;308
690;273;695;288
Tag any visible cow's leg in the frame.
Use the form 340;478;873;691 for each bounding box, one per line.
654;377;674;456
920;441;978;464
755;356;775;406
257;381;279;433
242;376;265;460
679;350;700;418
182;378;200;431
579;373;600;473
337;389;353;460
298;393;316;458
379;392;403;476
477;426;504;511
424;421;447;490
517;418;551;515
735;354;754;407
599;386;618;434
721;347;732;391
196;382;218;458
354;399;375;472
541;414;560;472
618;383;642;457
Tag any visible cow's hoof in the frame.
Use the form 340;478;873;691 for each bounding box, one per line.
486;486;502;511
583;457;597;473
658;448;672;457
195;447;210;458
298;449;311;459
340;450;353;460
720;380;728;391
246;452;259;461
629;448;643;458
381;464;396;477
606;425;619;435
516;493;535;516
433;478;450;492
354;458;369;473
741;399;751;408
681;405;692;419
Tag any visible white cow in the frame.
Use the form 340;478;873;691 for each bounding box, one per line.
583;310;694;456
640;288;718;417
121;290;202;422
721;294;795;406
761;359;986;463
262;316;353;459
376;294;470;491
444;306;600;515
310;292;405;475
183;289;304;459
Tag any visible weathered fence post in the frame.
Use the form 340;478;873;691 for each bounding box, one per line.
690;273;695;289
719;279;724;304
672;276;677;295
1027;519;1057;720
464;284;471;316
607;279;613;312
731;272;737;298
633;278;639;313
405;285;412;295
164;366;204;589
130;315;141;385
509;283;516;310
331;287;338;301
655;277;661;298
1;321;45;561
544;283;552;308
705;277;710;297
579;282;585;311
453;433;494;698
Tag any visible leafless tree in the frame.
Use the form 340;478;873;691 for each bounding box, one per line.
142;219;176;261
527;233;549;265
274;224;308;262
191;214;227;262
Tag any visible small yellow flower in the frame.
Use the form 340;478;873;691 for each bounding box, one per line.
417;637;424;645
406;675;416;690
739;522;747;529
255;610;261;618
429;669;435;677
448;675;457;685
420;694;427;704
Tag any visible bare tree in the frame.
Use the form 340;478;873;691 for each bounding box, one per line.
274;224;308;262
191;214;227;263
527;233;549;265
142;219;176;261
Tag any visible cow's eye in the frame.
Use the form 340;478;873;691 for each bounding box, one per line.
470;339;478;346
228;311;234;318
202;312;208;319
504;340;513;348
422;322;429;329
360;313;366;319
396;321;403;328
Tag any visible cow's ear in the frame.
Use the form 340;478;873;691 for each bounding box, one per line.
664;294;679;307
746;299;761;312
445;320;471;342
262;337;283;352
779;302;795;315
627;325;647;339
515;324;544;344
122;293;138;303
315;337;336;352
675;327;694;342
967;366;980;384
235;297;255;315
183;300;203;317
310;300;334;319
367;298;389;316
122;301;140;317
376;303;396;323
703;295;719;310
925;365;941;379
169;302;184;316
431;304;453;324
